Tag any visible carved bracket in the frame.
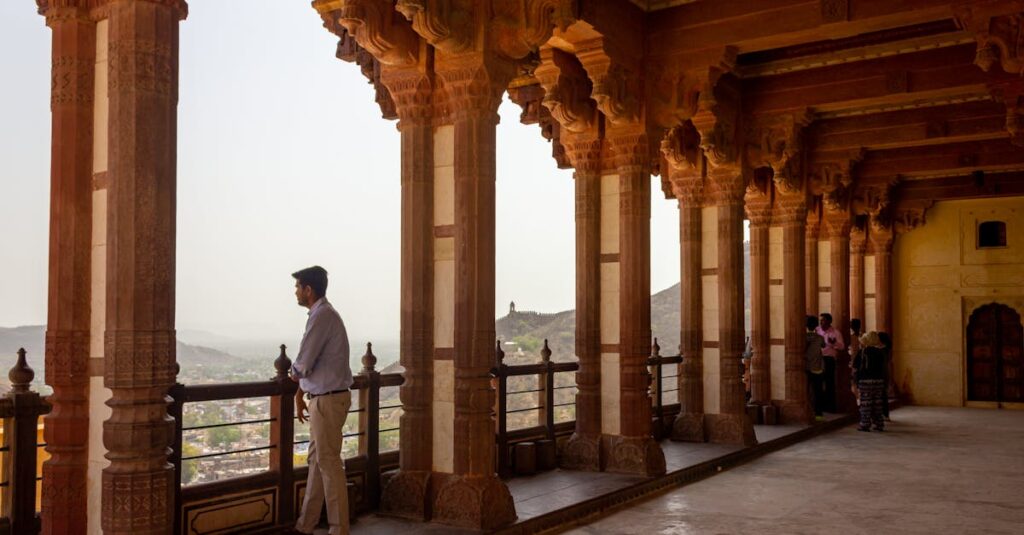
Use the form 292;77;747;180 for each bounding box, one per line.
395;0;473;54
575;37;643;126
491;0;577;60
535;47;596;134
955;2;1024;75
314;0;420;66
748;110;813;194
648;47;737;129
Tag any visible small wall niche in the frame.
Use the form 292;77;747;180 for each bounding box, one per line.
978;220;1007;249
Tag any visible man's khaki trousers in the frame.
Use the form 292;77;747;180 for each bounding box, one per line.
296;390;351;535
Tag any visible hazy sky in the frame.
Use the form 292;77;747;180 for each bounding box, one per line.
0;1;684;348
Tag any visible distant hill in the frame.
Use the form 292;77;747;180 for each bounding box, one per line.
496;242;750;361
0;325;246;390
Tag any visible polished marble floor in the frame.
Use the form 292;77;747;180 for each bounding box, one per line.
337;418;834;534
564;407;1024;535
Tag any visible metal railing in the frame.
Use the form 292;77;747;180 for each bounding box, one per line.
648;339;683;439
168;343;403;534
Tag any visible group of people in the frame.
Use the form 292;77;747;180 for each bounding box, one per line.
805;313;893;432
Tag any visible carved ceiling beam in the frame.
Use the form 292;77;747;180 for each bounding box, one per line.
809;100;1010;152
313;0;420;66
955;0;1024;75
856;138;1024;181
893;170;1024;204
646;0;954;57
742;44;1023;117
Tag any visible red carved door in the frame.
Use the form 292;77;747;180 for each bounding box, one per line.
967;304;1024;404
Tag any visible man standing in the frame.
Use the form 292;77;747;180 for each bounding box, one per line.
815;313;845;413
289;266;353;535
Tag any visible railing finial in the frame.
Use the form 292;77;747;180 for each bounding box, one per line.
9;348;34;392
541;339;551;363
651;337;660;358
274;344;291;379
362;342;377;373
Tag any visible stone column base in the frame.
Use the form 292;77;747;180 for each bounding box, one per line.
777;400;813;425
601;435;666;476
380;470;432;521
705;413;757;446
670;412;706;442
431;474;517;530
559;432;601;471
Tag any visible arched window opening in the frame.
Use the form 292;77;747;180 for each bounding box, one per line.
978;221;1007;249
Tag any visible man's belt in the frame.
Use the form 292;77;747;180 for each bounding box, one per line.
307;389;349;399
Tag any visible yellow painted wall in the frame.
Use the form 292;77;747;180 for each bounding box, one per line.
894;197;1024;407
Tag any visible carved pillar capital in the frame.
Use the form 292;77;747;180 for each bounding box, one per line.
850;225;868;255
744;190;772;228
823;204;852;238
608;129;649;174
436;54;515;121
381;67;433;128
774;193;808;227
563;133;603;177
748;110;813;193
870;217;895;252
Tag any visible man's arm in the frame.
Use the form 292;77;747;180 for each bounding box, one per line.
290;311;330;379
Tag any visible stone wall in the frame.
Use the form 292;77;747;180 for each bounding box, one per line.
894;197;1024;407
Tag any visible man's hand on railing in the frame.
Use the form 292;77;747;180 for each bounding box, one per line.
296;387;309;424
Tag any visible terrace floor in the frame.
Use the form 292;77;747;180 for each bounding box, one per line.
565;406;1024;535
333;413;850;534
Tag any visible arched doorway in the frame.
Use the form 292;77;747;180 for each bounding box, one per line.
967;304;1024;404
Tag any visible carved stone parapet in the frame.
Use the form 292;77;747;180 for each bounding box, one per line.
431;473;517;530
955;3;1024;75
381;470;431;521
314;1;419;65
560;432;601;471
535;47;596;134
395;0;473;54
600;434;666;476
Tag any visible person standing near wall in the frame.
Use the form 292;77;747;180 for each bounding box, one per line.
854;332;887;432
805;316;826;421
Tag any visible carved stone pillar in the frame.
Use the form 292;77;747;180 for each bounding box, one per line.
602;131;666;474
379;68;435;521
850;226;867;326
826;207;855;413
670;174;705;442
430;55;516;529
705;170;757;445
776;193;813;424
805;211;821;316
102;1;187;533
871;220;895;335
745;192;772;408
562;135;603;470
39;4;95;533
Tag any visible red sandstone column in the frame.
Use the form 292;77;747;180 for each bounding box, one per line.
379;69;435;519
39;4;95;533
777;194;813;424
432;56;515;529
850;226;867;326
805;211;820;316
745;193;772;408
871;221;895;335
102;1;186;533
826;208;855;413
562;136;603;470
606;132;666;473
671;176;705;442
707;170;757;445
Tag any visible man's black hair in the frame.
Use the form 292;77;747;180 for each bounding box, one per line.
877;331;891;347
806;315;819;330
819;312;833;323
292;266;328;299
851;318;862;332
